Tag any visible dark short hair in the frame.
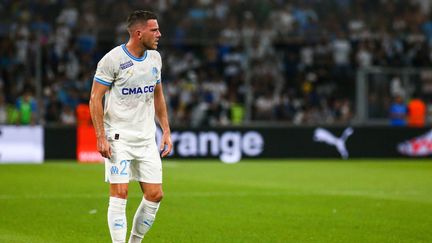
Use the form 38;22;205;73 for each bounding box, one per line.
127;10;157;29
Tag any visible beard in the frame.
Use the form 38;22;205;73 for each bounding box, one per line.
143;41;157;50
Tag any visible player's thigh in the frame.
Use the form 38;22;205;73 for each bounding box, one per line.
105;142;133;184
130;143;162;184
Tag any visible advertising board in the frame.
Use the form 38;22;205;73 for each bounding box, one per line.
0;125;44;163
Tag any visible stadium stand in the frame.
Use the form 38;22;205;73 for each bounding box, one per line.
1;0;431;126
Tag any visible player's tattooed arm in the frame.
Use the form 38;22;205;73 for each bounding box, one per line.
90;81;112;159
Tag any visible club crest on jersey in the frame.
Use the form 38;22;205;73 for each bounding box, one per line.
120;60;134;70
122;85;155;95
152;67;158;79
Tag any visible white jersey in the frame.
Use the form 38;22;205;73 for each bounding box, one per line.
94;44;162;146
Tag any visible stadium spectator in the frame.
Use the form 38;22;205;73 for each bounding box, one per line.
407;94;427;127
389;95;407;126
0;92;6;124
76;103;92;126
15;87;37;125
60;105;76;125
1;0;432;126
45;93;62;123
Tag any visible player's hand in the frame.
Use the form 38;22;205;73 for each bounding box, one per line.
97;136;112;159
159;132;172;158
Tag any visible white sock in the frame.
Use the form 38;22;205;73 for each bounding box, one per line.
128;198;160;243
108;197;127;243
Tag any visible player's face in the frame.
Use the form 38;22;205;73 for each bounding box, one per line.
138;19;161;50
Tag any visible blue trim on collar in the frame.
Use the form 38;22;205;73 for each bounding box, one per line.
121;44;147;62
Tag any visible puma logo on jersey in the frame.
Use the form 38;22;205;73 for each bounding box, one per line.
120;60;134;70
122;85;155;95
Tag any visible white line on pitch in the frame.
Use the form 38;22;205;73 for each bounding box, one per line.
0;190;429;203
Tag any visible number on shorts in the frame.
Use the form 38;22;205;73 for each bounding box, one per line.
120;160;130;175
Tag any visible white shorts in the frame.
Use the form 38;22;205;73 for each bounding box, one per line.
105;141;162;184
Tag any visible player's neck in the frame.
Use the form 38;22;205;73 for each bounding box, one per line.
125;41;147;59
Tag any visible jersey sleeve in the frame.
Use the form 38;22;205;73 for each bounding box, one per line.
155;52;162;84
94;53;115;86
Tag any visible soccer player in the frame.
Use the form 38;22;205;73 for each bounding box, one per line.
89;10;172;243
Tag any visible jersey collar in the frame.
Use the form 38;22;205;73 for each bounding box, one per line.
121;44;147;62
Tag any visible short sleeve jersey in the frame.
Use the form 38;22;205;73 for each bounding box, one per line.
94;44;162;146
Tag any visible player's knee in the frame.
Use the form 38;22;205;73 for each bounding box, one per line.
110;186;128;199
145;190;163;202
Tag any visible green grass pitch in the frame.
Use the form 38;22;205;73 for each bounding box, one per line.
0;159;431;243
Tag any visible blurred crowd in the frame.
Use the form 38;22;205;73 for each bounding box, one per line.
1;0;432;126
